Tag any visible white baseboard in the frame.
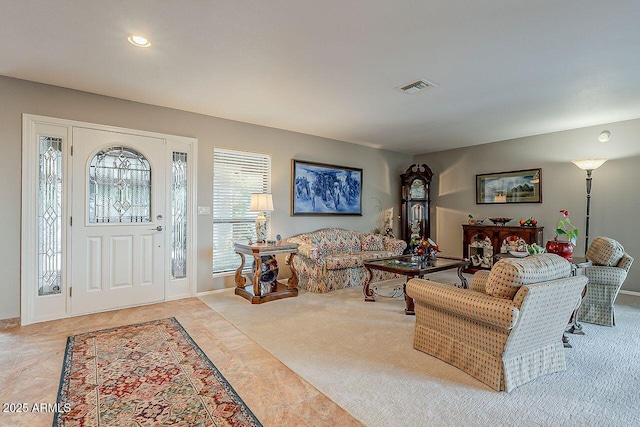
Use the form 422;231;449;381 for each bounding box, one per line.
196;288;230;297
619;290;640;297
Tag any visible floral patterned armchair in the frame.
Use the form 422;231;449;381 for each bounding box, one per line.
286;228;406;293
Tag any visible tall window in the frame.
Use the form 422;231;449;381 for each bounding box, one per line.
212;148;271;274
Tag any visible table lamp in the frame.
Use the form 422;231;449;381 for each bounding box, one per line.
250;193;274;243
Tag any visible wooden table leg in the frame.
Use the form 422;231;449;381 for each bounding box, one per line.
234;253;246;291
286;252;299;290
252;255;262;297
363;266;375;302
404;275;415;315
456;265;469;289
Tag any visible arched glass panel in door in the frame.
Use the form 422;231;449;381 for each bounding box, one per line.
88;146;151;223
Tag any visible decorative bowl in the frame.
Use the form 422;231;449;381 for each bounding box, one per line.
509;250;529;258
527;243;545;254
489;217;512;226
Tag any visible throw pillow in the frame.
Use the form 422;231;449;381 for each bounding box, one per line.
586;237;625;266
486;253;571;299
360;233;384;251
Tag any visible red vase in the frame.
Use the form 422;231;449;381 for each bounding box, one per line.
545;240;574;262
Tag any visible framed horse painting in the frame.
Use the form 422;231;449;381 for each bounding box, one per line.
291;159;362;215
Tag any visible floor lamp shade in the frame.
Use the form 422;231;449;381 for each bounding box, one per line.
572;158;608;171
250;194;274;242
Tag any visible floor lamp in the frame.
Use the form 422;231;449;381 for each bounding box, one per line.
571;158;607;252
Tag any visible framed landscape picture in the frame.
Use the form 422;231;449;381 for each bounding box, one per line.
476;168;541;204
291;159;362;215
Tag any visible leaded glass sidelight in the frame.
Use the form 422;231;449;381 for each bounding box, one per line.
38;136;63;296
89;146;151;223
171;152;188;279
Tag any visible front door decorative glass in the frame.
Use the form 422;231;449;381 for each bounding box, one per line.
88;146;151;223
171;151;188;279
38;136;63;296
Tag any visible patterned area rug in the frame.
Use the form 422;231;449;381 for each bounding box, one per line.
54;317;261;426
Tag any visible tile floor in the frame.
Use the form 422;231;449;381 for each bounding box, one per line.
0;298;362;427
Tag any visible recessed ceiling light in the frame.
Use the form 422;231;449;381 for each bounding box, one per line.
127;34;151;48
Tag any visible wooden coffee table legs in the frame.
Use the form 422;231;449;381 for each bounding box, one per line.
455;265;469;289
364;266;469;315
363;266;376;302
363;267;415;315
403;275;415;315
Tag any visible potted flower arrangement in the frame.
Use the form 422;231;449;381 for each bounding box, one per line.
415;238;439;262
545;209;578;262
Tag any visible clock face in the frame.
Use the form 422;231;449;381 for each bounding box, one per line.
410;180;426;199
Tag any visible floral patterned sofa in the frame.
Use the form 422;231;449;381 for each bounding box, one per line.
286;228;407;293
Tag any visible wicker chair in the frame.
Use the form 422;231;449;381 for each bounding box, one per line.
577;237;634;326
406;254;587;392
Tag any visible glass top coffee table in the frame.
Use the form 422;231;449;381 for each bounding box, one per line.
363;255;469;315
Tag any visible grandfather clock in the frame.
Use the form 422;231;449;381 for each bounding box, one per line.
400;164;433;248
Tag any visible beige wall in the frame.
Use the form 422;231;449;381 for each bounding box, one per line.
0;76;411;321
415;119;640;293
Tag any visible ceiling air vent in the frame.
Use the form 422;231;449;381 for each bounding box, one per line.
397;79;437;94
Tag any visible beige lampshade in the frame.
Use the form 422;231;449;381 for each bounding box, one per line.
250;193;274;211
572;158;608;171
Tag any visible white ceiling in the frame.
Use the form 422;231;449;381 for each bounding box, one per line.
2;1;640;155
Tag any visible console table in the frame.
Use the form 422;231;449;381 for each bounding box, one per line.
233;242;299;304
462;224;544;272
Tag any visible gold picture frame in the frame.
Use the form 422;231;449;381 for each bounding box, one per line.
476;168;541;204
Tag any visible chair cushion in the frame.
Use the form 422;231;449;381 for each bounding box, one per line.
586;237;625;266
360;233;385;251
325;253;364;270
486;254;571;299
358;251;395;260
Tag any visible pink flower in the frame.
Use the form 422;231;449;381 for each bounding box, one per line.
559;209;569;218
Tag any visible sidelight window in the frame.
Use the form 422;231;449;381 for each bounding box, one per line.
171;152;188;279
38;136;63;296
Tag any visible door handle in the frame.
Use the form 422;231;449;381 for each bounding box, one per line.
148;226;163;231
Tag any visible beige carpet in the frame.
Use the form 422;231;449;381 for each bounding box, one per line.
200;273;640;427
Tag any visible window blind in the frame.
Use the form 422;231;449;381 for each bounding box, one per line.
212;148;271;274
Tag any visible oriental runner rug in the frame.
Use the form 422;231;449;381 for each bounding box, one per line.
53;317;261;426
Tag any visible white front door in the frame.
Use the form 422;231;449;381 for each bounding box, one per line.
70;128;166;315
